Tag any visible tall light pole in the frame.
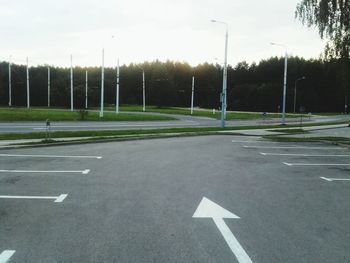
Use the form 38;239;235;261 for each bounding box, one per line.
47;66;50;107
70;55;74;111
142;69;146;112
100;48;105;118
294;76;306;113
212;19;228;128
271;42;288;125
8;56;11;107
116;59;120;114
85;70;88;109
191;76;195;115
26;57;30;108
137;65;146;112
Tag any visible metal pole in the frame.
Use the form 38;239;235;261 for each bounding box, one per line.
116;59;120;114
8;56;11;107
48;67;50;107
293;80;297;113
85;70;88;109
281;50;288;125
99;48;105;118
26;57;30;108
142;70;146;112
191;76;195;115
70;55;73;111
220;25;228;128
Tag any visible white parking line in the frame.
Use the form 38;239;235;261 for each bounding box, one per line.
284;162;350;167
0;194;68;203
244;145;345;150
0;154;102;159
0;250;15;263
0;169;90;174
320;177;350;182
232;140;278;143
261;152;350;157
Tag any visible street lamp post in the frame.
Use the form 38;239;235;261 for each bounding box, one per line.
116;59;120;114
100;48;105;118
191;76;195;115
8;56;11;107
137;65;146;112
26;57;30;108
70;55;73;111
212;19;228;128
294;76;306;113
271;43;288;125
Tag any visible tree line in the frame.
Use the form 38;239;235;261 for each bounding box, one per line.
0;57;349;113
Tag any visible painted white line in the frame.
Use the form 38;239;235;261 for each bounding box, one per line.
244;145;345;150
0;169;90;174
0;153;102;159
283;162;350;167
232;140;276;143
193;197;252;263
0;194;68;203
320;177;350;182
261;152;350;157
0;250;15;263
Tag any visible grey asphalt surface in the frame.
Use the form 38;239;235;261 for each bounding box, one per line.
0;136;349;262
0;112;348;134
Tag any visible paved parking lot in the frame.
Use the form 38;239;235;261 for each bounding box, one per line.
0;136;349;262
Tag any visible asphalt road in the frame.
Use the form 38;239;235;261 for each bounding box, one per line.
0;112;348;134
0;136;349;262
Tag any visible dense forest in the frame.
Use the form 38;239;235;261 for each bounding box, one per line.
0;57;349;113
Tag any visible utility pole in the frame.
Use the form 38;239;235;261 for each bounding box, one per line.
47;66;50;107
26;57;30;108
211;19;228;128
8;56;11;107
100;48;105;118
191;76;195;115
85;70;88;109
116;59;120;114
70;55;73;111
142;69;146;112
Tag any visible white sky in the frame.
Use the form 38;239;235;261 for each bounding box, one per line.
0;0;325;67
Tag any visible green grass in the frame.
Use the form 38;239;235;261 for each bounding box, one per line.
105;105;301;120
0;108;176;122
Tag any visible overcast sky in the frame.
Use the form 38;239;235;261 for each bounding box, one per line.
0;0;325;67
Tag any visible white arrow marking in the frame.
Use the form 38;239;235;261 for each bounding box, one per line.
320;177;350;182
0;169;90;174
193;197;252;263
0;154;102;159
0;250;15;263
261;152;350;157
283;162;350;167
0;194;68;203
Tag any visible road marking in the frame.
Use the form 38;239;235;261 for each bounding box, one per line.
244;145;345;150
283;162;350;167
0;194;68;203
193;197;253;263
0;169;90;174
232;140;277;143
320;177;350;182
0;250;15;263
261;152;350;157
0;153;102;159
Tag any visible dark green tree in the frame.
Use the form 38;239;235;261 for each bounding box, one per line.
296;0;350;59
